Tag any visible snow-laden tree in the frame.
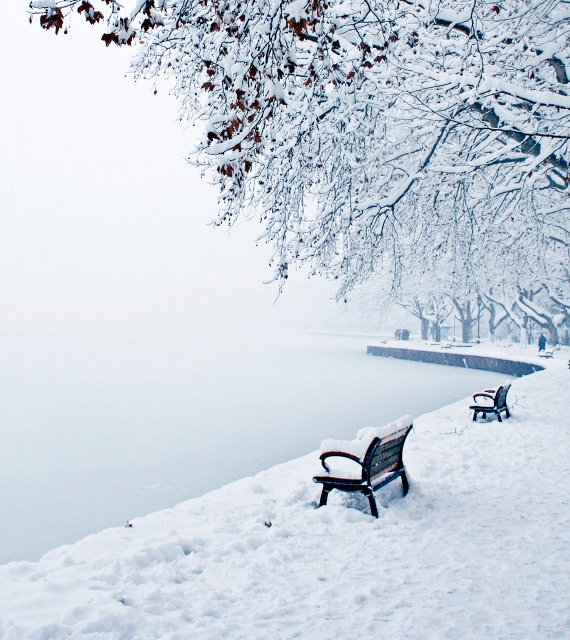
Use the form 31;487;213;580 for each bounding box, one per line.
30;0;570;295
482;235;569;344
396;259;454;341
480;298;508;341
541;238;570;327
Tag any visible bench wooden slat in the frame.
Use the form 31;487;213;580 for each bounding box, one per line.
370;449;402;474
370;455;399;475
371;438;405;458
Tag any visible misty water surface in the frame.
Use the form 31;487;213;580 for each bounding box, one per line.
0;328;508;564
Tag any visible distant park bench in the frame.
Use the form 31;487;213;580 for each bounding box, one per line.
470;384;511;422
313;416;413;518
440;342;452;349
538;349;553;359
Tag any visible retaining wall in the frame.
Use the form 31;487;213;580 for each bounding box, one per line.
366;345;544;377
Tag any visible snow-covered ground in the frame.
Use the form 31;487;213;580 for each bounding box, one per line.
0;346;568;639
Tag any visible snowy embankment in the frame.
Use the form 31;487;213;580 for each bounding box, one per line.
1;352;569;639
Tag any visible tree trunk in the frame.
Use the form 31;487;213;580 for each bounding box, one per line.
462;318;473;343
420;316;429;341
453;298;476;343
545;319;559;346
431;321;441;342
521;318;530;345
486;302;507;342
488;304;497;342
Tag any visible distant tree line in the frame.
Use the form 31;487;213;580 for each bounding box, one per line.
394;247;570;346
400;289;569;346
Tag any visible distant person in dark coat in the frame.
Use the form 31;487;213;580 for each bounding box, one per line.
538;333;546;352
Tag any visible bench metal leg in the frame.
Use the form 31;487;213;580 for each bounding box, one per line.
363;488;379;518
401;470;409;496
496;411;502;422
472;411;478;421
319;487;330;507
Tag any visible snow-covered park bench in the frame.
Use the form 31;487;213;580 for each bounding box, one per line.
313;416;413;518
538;349;553;359
470;384;511;422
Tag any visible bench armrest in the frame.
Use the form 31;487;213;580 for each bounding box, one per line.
472;392;494;402
319;451;362;473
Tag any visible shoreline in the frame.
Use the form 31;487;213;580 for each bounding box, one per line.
366;344;545;377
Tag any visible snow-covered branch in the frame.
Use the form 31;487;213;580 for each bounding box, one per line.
29;0;570;297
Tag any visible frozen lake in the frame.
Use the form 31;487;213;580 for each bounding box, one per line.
0;328;508;564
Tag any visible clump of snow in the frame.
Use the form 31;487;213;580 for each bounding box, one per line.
283;0;308;21
320;413;413;460
0;353;568;638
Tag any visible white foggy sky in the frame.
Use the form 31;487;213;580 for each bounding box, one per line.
0;3;362;338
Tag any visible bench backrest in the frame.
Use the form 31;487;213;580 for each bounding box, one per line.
495;384;511;410
363;425;413;484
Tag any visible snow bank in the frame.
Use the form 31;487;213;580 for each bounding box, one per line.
320;413;413;459
0;353;569;639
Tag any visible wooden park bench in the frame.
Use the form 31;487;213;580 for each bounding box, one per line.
470;384;511;422
313;416;413;518
538;349;553;359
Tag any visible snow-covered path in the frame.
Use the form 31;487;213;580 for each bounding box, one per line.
0;355;569;639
